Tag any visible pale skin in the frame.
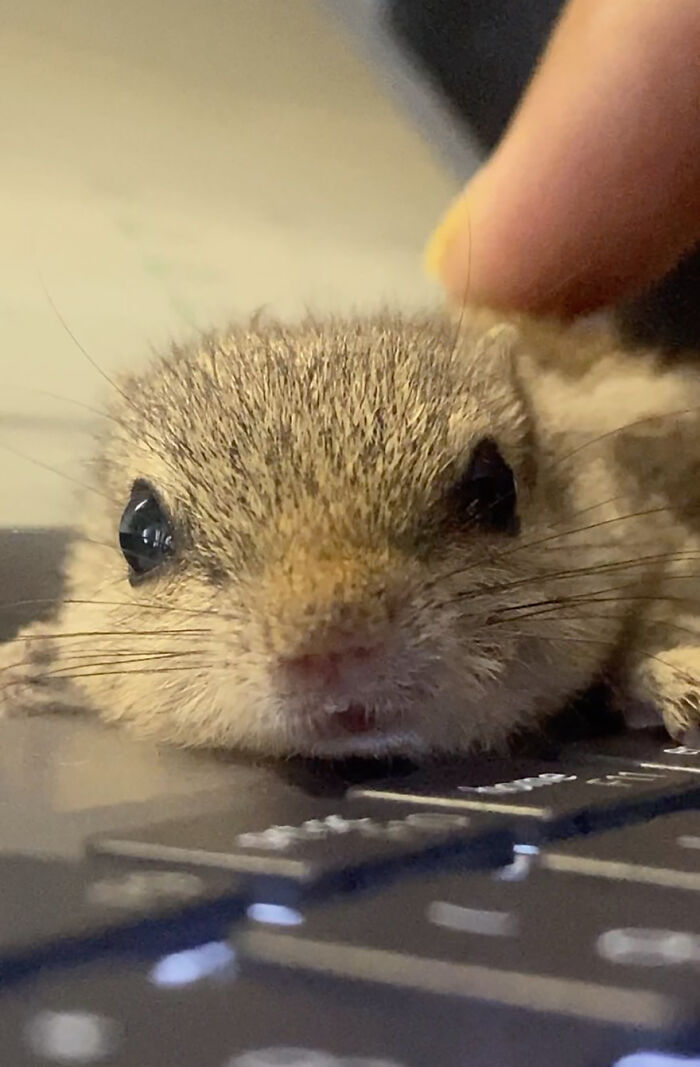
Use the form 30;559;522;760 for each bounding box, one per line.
426;0;700;318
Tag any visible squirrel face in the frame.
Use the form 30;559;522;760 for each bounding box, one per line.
63;311;560;757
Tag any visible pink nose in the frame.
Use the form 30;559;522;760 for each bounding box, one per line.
282;645;377;688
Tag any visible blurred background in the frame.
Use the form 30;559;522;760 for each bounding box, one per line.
1;0;588;529
0;0;473;525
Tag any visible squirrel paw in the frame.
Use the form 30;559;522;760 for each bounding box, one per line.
625;645;700;742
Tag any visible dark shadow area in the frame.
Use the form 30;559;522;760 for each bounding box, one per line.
0;528;72;641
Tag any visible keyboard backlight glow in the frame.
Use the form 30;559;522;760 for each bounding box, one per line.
149;940;236;987
614;1054;700;1066
247;902;305;926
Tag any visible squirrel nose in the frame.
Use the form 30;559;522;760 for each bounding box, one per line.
281;645;378;688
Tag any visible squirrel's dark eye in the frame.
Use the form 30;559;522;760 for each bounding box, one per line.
449;437;518;535
119;482;174;578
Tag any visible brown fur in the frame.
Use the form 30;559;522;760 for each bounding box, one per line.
2;308;700;757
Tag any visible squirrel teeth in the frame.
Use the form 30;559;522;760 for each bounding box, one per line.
332;703;376;734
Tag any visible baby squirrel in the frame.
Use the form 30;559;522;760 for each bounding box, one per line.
2;307;700;759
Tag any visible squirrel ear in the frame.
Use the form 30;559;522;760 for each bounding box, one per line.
472;322;518;376
460;320;521;399
450;315;537;492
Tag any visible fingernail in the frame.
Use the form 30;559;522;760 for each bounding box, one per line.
424;192;472;280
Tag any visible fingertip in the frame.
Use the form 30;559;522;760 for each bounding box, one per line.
426;0;700;317
423;191;473;284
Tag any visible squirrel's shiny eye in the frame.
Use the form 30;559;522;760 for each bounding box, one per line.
449;437;518;535
119;482;174;578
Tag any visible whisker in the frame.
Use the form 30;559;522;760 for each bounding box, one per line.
501;630;693;688
33;280;187;484
507;254;600;313
5;389;183;486
13;531;135;568
514;539;698;551
0;648;204;676
482;590;700;627
9;628;210;641
0;597;219;620
496;503;700;562
49;532;193;573
556;405;700;469
0;441;119;506
45;652;207;677
511;613;700;642
423;498;694;595
3;385;121;428
38;273;139;414
431;544;700;604
1;664;206;691
453;552;700;603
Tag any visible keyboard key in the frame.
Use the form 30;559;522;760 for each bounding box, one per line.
0;950;687;1066
571;731;700;775
543;809;700;889
348;756;700;842
89;799;513;904
240;866;700;1033
0;853;244;986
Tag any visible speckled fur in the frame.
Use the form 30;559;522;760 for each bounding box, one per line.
2;308;700;757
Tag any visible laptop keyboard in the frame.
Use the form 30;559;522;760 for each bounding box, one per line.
0;729;699;1065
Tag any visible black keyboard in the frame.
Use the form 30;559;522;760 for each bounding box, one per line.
0;723;699;1066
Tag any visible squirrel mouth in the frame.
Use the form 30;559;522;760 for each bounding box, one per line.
332;702;376;734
